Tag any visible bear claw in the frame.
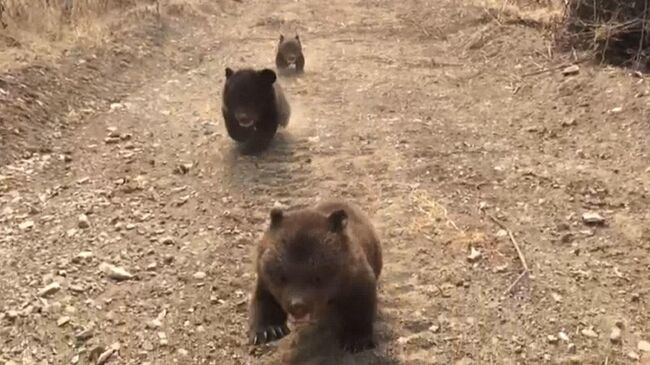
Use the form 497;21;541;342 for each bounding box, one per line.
250;324;290;345
341;335;375;353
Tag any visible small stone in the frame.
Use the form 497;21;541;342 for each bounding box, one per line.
174;163;193;175
493;264;508;273
73;251;94;263
467;247;481;263
57;316;70;327
69;284;85;293
75;327;94;342
567;343;576;354
581;212;605;225
88;345;105;362
104;137;120;144
609;106;623;114
193;271;207;280
562;65;580;76
6;310;19;321
1;206;13;216
560;232;574;243
609;326;621;343
146;262;158;271
147;319;163;329
547;335;559;344
160;236;176;245
272;200;288;209
551;292;562;302
454;357;472;365
177;348;189;356
429;324;440;333
19;220;34;230
100;262;134;281
78;214;90;229
561;118;577;127
581;328;598;338
568;355;582;364
96;348;115;365
38;282;61;297
627;351;640;360
142;340;154;351
158;332;168;346
638;340;650;352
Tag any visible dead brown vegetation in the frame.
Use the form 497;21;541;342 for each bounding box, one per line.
562;0;650;69
0;0;158;34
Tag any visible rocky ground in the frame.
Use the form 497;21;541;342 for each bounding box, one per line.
1;0;649;364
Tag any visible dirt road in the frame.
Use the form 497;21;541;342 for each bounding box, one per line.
1;0;649;364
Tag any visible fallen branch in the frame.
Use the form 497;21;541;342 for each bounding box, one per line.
487;213;528;271
483;211;530;295
502;270;528;296
520;57;590;78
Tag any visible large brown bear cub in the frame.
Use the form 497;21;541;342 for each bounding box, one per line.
248;200;382;353
221;67;290;154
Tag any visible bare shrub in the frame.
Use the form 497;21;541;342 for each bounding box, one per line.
561;0;650;69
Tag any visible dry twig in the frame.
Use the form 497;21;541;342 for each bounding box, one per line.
482;211;530;295
520;57;590;77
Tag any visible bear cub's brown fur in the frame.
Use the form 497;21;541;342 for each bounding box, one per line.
248;200;382;353
275;34;305;74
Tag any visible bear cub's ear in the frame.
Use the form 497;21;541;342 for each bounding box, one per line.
225;67;234;79
270;208;283;229
279;34;285;43
328;209;348;232
259;69;277;85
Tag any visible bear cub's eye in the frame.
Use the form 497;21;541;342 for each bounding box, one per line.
312;276;322;286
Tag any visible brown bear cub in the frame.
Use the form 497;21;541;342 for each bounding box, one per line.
275;34;305;74
221;67;290;154
248;200;382;353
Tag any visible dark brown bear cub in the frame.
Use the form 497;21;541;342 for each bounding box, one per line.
248;200;382;353
275;34;305;74
221;67;290;154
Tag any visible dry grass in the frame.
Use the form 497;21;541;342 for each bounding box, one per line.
473;0;565;28
471;0;650;70
561;0;650;69
1;0;158;35
0;0;165;71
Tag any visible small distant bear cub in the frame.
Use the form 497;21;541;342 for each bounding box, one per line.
276;34;305;74
248;200;383;353
221;67;290;154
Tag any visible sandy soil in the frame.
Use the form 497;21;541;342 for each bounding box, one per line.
1;0;649;364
